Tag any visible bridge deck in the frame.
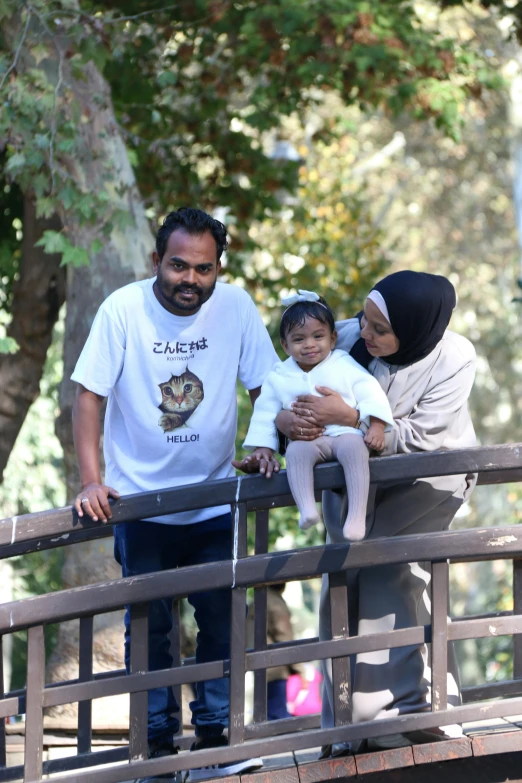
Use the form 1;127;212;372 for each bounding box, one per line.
5;720;522;782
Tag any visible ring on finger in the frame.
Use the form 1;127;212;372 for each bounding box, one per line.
308;408;312;416
81;498;89;504
300;428;303;436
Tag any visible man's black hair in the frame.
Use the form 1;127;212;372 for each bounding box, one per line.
155;207;228;261
279;296;336;341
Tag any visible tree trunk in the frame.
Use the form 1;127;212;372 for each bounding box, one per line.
0;197;65;482
47;62;154;729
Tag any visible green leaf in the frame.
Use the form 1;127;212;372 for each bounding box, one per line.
0;336;19;354
61;244;90;267
35;230;67;254
5;153;26;173
157;71;177;87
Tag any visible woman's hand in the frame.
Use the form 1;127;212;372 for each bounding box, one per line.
291;387;359;428
275;409;324;441
74;482;120;523
232;448;280;478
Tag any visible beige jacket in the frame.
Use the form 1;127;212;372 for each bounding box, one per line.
335;319;477;499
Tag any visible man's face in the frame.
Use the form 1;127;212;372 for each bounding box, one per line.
152;229;221;316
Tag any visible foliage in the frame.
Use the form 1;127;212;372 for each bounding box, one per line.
0;312;65;517
0;314;65;689
0;0;506;285
0;0;518;691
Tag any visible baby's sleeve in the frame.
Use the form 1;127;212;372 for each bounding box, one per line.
243;373;283;452
350;368;394;430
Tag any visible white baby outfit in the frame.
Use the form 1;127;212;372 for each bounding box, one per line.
244;348;394;541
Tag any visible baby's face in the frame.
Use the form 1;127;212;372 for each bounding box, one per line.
281;316;336;372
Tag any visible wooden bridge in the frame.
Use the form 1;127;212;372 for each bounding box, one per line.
1;444;522;782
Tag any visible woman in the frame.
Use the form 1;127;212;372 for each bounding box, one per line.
275;270;477;754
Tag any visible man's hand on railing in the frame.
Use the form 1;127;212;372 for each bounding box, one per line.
74;482;120;523
232;448;280;478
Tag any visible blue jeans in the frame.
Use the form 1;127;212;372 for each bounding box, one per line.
114;514;232;745
267;680;290;721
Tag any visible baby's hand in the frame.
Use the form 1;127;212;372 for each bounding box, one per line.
364;423;385;452
232;447;280;478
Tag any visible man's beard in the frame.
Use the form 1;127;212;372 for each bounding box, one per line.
156;274;217;313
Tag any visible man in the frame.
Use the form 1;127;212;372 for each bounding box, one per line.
72;207;279;783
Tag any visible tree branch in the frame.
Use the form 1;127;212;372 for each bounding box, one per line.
0;195;66;483
0;5;32;92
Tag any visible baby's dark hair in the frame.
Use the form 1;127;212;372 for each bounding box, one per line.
279;296;336;341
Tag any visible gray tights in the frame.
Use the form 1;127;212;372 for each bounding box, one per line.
285;434;369;541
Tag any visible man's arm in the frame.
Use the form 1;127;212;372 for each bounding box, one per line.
248;386;261;406
72;384;120;522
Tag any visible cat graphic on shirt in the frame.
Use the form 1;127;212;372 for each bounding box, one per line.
158;368;204;432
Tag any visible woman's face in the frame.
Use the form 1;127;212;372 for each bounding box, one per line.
360;298;400;358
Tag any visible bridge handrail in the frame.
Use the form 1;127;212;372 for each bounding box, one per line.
0;443;521;558
0;524;521;634
1;442;522;782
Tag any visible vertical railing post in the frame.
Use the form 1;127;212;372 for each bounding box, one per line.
513;559;522;679
228;501;248;746
253;509;269;725
170;601;183;739
129;603;149;762
77;615;94;755
0;636;6;769
431;561;449;712
24;625;45;782
328;571;351;726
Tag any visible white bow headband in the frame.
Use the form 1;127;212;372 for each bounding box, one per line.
281;289;327;310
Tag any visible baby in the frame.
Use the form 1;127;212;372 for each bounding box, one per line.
242;290;394;542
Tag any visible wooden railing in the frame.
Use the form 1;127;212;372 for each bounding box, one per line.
0;444;522;782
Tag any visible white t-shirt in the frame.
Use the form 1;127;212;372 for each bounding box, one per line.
71;278;278;524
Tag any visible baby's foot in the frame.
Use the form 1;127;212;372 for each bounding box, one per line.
299;512;321;531
342;519;366;542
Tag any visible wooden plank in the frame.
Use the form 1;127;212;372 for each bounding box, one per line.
297;755;357;782
0;560;232;633
472;729;522;756
43;659;225;708
350;751;522;783
464;717;519;736
129;603;148;762
242;765;299;783
412;736;472;764
0;465;517;562
170;601;182;738
355;746;414;775
24;625;45;782
245;715;319;740
0;746;128;782
229;587;247;745
449;613;522;641
7;524;522;635
431;561;449;711
0;637;5;768
514;560;522;681
2;443;522;554
229;501;248;746
77;615;93;755
462;679;522;703
328;571;351;726
18;719;522;783
253;509;269;725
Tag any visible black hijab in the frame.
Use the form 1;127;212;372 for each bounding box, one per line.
350;271;456;369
